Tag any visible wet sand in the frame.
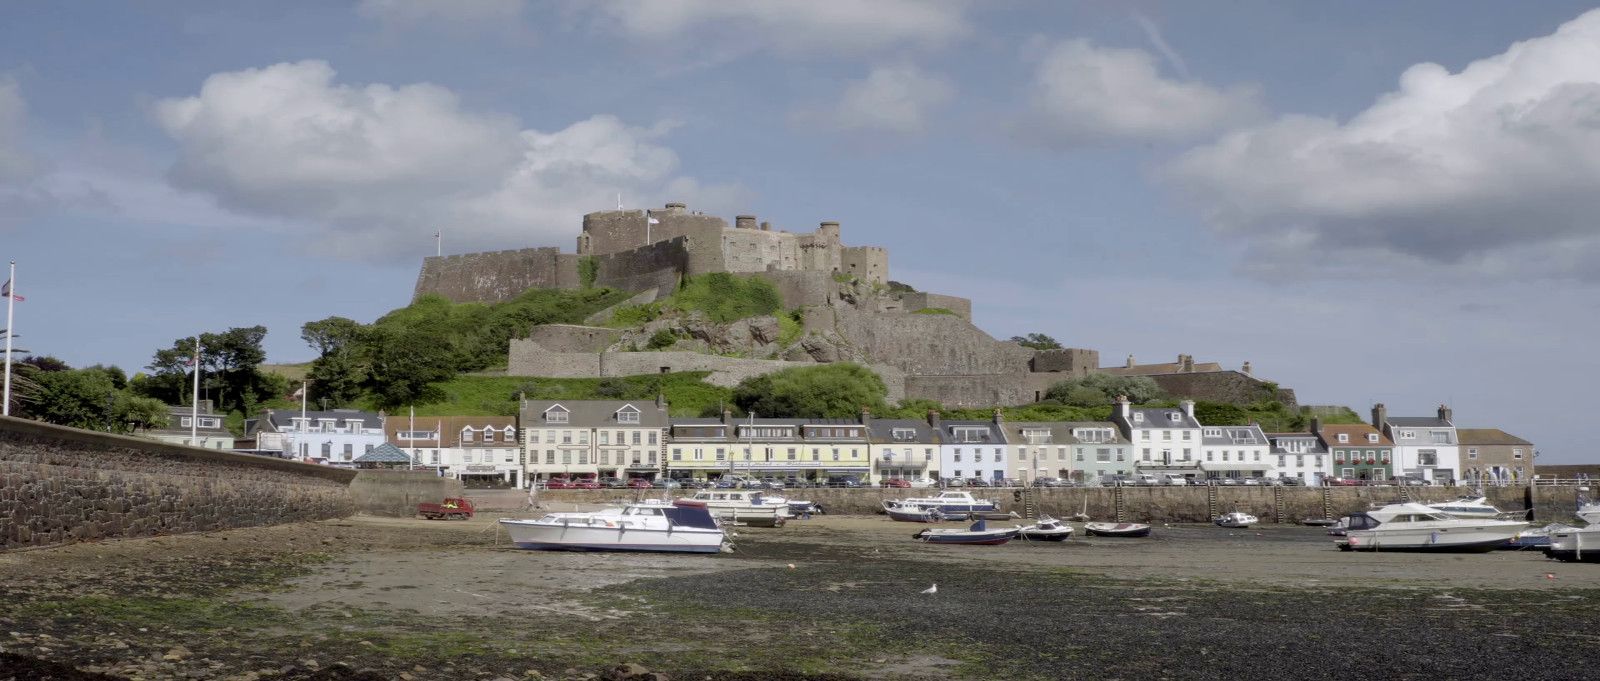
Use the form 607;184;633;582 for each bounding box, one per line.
1;513;1598;680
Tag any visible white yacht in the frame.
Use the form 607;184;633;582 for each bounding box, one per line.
1338;502;1527;552
1425;496;1504;519
498;499;726;553
883;491;999;514
685;489;791;527
1545;500;1600;562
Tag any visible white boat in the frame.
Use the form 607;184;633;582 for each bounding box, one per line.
686;489;791;527
1338;503;1527;552
498;499;725;553
886;491;999;514
1018;515;1074;541
1576;500;1600;524
1214;512;1258;528
1546;525;1600;562
1083;522;1151;538
1426;496;1504;519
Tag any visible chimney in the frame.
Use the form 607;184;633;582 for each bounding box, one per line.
1180;399;1195;421
664;202;686;215
1178;354;1195;373
927;409;941;432
736;215;757;230
1309;417;1321;434
993;408;1004;425
1242;361;1253;377
860;406;872;429
760;221;771;231
722;409;733;427
1115;395;1131;422
1371;403;1387;429
1126;354;1136;368
1438;404;1453;423
656;392;666;410
196;399;214;414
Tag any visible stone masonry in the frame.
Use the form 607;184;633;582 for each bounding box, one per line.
0;417;355;551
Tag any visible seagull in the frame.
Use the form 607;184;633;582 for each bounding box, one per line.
921;583;938;594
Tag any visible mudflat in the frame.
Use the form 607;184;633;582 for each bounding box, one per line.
1;513;1597;680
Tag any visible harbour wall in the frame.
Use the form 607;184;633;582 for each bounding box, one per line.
348;470;464;517
0;416;357;551
507;486;1582;524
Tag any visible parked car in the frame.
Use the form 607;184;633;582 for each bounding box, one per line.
574;477;601;490
1160;474;1188;486
1131;474;1160;487
1032;477;1067;488
1277;476;1303;486
1327;477;1363;486
545;477;575;489
1211;477;1238;486
657;479;683;489
939;477;966;488
881;479;912;488
597;476;626;489
906;477;938;488
759;477;787;490
1101;474;1131;487
965;477;992;488
1239;477;1262;486
827;475;863;488
626;478;654;489
780;477;813;488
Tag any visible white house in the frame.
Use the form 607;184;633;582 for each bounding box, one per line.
1199;423;1272;479
249;409;386;464
1374;404;1461;484
1267;432;1329;484
1110;398;1204;479
933;412;1008;484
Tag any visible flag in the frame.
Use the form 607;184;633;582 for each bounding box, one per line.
1;279;22;302
647;216;660;225
434;231;440;238
186;344;201;367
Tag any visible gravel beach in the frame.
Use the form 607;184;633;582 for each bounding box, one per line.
2;513;1597;680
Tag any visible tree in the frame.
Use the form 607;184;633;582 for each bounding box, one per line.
1194;401;1248;426
22;368;118;430
731;363;889;419
20;355;70;372
140;327;276;414
362;327;457;409
116;395;172;432
1009;333;1062;351
1045;373;1163;406
303;317;369;408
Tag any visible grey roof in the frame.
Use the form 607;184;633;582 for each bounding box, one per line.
355;443;414;463
1000;421;1128;446
1266;433;1329;455
263;409;384;430
1126;408;1200;429
867;418;941;445
523;399;669;427
941;420;1008;444
1202;424;1269;446
669;418;723;426
1386;417;1453;428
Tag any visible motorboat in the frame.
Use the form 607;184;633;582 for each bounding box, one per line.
1337;503;1527;552
498;499;726;553
686;489;791;527
1083;522;1151;538
1546;525;1600;563
887;505;947;523
1576;500;1600;524
1302;518;1340;527
787;500;824;517
886;491;999;514
913;519;1019;545
1214;512;1258;528
1494;523;1573;551
1326;518;1349;536
1426;496;1504;519
1018;515;1074;541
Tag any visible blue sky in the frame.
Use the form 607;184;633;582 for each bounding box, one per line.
3;1;1598;463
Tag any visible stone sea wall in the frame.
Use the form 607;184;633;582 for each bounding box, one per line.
348;470;464;517
0;416;356;551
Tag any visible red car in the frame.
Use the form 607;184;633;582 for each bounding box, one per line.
627;478;655;489
881;479;911;488
574;477;601;489
544;478;575;489
1327;477;1364;486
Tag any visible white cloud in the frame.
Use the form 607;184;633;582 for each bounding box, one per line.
1021;39;1263;145
153;60;746;259
0;76;38;183
586;0;971;55
794;64;955;136
358;0;524;31
1165;9;1600;282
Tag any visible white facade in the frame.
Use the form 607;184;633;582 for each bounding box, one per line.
1199;424;1273;478
282;414;387;465
937;420;1008;483
1112;400;1204;476
1269;434;1329;484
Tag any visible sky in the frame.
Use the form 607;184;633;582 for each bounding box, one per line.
2;1;1598;464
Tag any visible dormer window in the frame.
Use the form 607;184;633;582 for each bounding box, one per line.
1133;413;1144;423
1168;413;1181;422
483;429;496;443
616;406;641;424
462;427;476;443
1204;428;1221;437
1337;434;1348;443
1367;433;1379;443
545;406;569;423
892;428;916;442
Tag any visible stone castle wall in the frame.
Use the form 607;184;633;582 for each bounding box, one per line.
1146;371;1299;410
591;236;689;295
905;372;1066;408
898;292;973;318
840;246;888;285
831;307;1035;376
527;325;622;353
0;416;355;551
347;469;464;518
413;248;580;304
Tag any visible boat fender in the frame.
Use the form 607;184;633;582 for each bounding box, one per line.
1013;491;1023;502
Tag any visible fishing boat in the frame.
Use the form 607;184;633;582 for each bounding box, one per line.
1426;496;1504;519
1214;512;1258;528
498;499;726;553
886;491;999;514
1337;502;1527;552
886;505;946;523
1083;522;1152;538
913;518;1019;545
1302;518;1340;527
685;489;791;527
1018;515;1074;541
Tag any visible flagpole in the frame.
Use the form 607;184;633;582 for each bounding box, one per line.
190;337;201;445
2;261;12;416
410;405;416;468
436;231;441;257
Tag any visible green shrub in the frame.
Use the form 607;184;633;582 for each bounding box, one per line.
912;307;958;315
578;256;598;289
669;273;783;323
646;329;677;350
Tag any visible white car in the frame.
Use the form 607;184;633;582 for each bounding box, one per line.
906;477;938;488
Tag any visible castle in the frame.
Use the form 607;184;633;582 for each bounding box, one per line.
412;203;1294;409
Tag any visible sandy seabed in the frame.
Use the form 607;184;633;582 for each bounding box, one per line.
2;512;1598;680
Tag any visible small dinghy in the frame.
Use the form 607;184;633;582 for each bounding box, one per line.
1302;518;1339;527
1018;515;1074;541
1083;522;1151;538
913;518;1020;545
1214;511;1259;528
886;505;945;523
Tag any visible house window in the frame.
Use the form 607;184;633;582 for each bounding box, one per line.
1367;433;1379;443
545;409;568;423
953;452;962;462
578;431;589;445
715;448;726;461
694;448;703;461
672;448;682;461
648;432;658;445
484;430;496;443
1430;431;1449;444
431;450;439;464
579;452;589;465
1142;448;1151;461
321;442;331;457
813;449;821;461
1168;413;1181;422
1141;431;1151;441
1183;448;1191;460
1337;434;1349;443
832;449;840;461
1182;431;1191;441
1096;448;1111;463
562;451;571;464
1117;447;1125;461
343;444;353;457
529;431;540;444
617;409;640;424
1513;448;1524;460
1314;456;1322;467
1077;451;1085;462
1418;450;1438;466
562;431;572;444
1133;413;1144;423
365;444;374;454
545;451;555;464
1278;456;1286;467
1254;452;1261;462
600;431;610;445
1204;428;1221;437
788;447;797;461
1163;431;1172;441
1400;430;1415;439
632;431;641;445
1222;451;1230;462
925;448;934;461
181;417;192;427
463;429;475;443
465;451;475;463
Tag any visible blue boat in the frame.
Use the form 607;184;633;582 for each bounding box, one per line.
913;519;1019;545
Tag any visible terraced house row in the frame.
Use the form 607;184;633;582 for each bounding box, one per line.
354;398;1534;488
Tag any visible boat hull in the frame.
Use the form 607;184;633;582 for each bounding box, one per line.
500;520;724;553
887;508;944;523
1084;523;1151;538
1339;522;1526;553
914;528;1019;545
1545;528;1600;562
1019;529;1073;541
